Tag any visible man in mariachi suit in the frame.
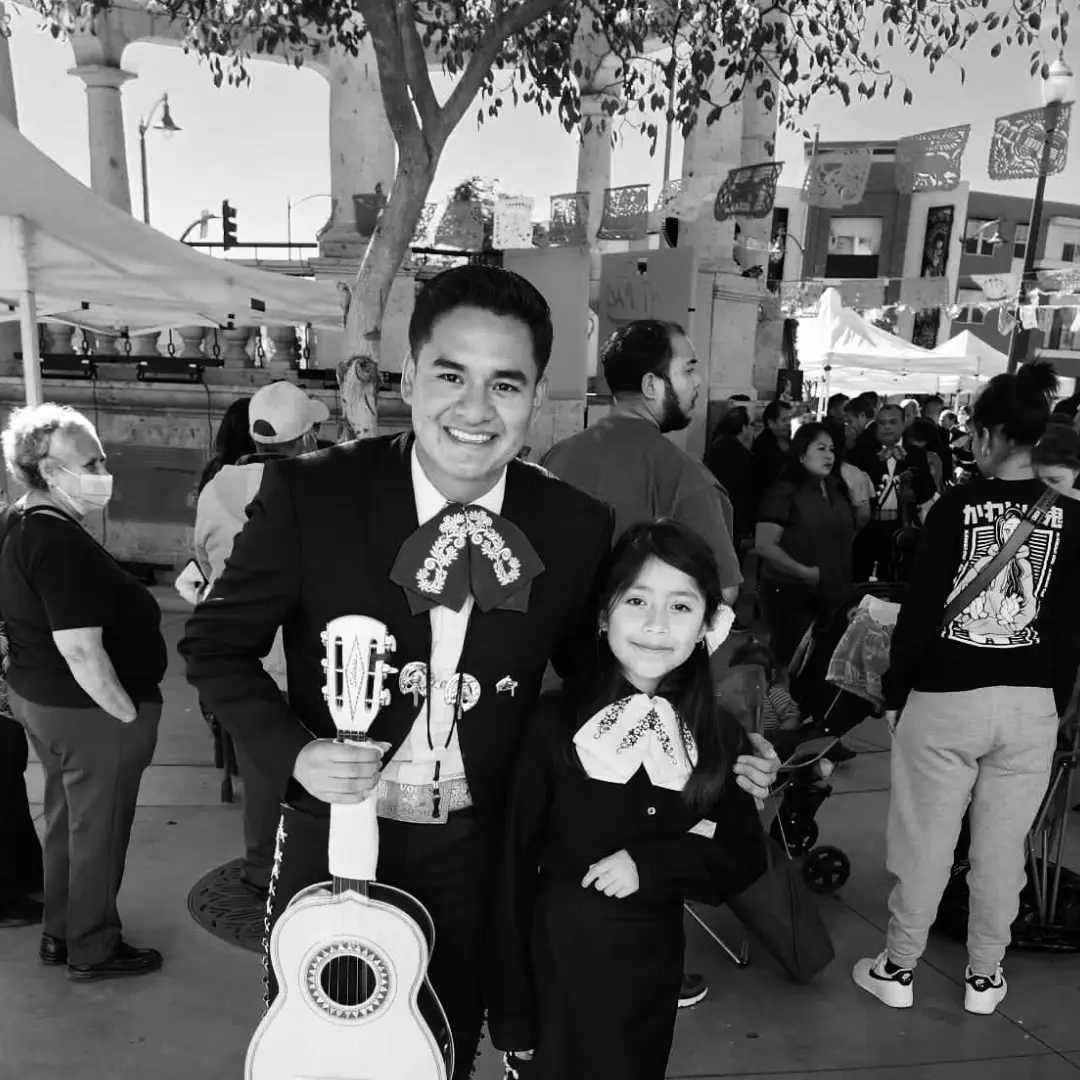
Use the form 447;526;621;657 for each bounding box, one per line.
180;265;778;1078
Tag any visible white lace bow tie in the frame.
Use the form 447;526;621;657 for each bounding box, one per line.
574;694;697;792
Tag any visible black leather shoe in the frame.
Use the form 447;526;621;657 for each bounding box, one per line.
67;941;163;982
39;933;67;965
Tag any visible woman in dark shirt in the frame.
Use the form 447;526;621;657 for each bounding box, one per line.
0;404;167;980
754;422;855;666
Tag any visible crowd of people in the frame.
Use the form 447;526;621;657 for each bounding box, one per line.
0;263;1077;1079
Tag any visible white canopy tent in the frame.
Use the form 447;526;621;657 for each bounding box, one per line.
0;116;347;404
798;289;1002;400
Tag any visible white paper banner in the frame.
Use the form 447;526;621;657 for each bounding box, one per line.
1020;305;1039;330
971;272;1018;303
493;197;535;250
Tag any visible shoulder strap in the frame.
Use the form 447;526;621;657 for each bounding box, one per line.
941;489;1058;629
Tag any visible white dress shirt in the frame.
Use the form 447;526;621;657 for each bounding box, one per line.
380;449;507;788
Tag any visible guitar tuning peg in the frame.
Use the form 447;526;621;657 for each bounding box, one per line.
320;658;328;670
383;665;398;677
319;631;328;646
380;689;391;707
386;635;397;653
320;687;328;699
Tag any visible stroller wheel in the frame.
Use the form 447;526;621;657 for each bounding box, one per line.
803;846;851;894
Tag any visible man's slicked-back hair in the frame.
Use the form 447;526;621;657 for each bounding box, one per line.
601;319;687;397
407;264;554;376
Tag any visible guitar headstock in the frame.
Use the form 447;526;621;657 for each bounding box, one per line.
321;616;398;737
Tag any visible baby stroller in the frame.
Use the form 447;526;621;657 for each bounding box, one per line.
767;582;906;896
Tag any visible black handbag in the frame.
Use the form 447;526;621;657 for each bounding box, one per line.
727;837;835;983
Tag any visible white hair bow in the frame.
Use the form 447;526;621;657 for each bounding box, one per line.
574;694;697;792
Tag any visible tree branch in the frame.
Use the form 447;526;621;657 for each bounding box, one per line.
395;0;441;129
434;0;566;145
357;0;425;152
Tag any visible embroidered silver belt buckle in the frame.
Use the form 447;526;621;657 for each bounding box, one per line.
375;777;473;825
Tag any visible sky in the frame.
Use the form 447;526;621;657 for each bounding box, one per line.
7;5;1080;250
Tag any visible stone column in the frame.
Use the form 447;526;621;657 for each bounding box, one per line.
43;325;76;356
68;63;135;213
316;43;396;260
222;326;255;369
0;4;21;375
268;325;300;373
90;331;120;357
129;332;161;358
176;325;206;359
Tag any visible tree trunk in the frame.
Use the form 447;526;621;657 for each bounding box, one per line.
337;149;434;441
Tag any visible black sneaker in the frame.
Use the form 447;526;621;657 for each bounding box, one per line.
0;896;43;929
678;972;708;1008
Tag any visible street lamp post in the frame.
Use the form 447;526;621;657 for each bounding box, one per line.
286;193;332;256
1007;56;1075;373
138;93;181;226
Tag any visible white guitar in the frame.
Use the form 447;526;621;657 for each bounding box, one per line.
246;615;454;1080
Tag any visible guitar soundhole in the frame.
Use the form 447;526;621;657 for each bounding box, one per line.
306;941;391;1019
320;957;377;1007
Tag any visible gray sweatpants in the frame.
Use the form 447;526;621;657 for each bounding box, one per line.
885;686;1057;975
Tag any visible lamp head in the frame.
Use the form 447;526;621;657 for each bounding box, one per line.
1043;55;1075;106
156;95;182;139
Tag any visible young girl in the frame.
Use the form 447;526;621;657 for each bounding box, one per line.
488;521;768;1080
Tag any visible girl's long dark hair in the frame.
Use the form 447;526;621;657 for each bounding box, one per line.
197;397;257;493
580;520;743;813
972;361;1058;448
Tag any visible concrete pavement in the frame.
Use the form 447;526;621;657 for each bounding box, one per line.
2;608;1079;1079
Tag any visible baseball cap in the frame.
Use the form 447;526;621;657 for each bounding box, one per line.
248;381;330;444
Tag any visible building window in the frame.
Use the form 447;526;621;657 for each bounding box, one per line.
964;218;997;256
766;207;790;294
1051;309;1080;351
825;217;882;279
1014;223;1030;260
955;289;986;325
1064;242;1080;263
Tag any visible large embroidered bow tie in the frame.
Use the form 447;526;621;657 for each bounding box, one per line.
390;504;545;615
574;694;697;792
878;445;907;463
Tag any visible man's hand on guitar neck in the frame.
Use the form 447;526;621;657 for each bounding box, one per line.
293;738;390;804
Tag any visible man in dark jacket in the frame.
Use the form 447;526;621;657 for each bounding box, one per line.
752;399;793;507
705;405;755;546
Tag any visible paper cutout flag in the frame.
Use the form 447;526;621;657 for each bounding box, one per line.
1038;267;1080;294
899;277;951;312
895;125;970;193
714;162;784;221
971;272;1018;303
839;279;886;310
998;306;1017;336
802;149;873;209
434;198;485;250
548;192;588;246
493;197;534;250
1036;306;1056;333
988;104;1073;181
597;185;650;241
1020;305;1040;330
655;180;685;218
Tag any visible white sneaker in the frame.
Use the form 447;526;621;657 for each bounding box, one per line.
964;966;1007;1015
853;951;914;1009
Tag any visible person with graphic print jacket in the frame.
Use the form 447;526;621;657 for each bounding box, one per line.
854;363;1080;1019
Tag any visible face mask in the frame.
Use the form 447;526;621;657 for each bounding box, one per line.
55;465;114;510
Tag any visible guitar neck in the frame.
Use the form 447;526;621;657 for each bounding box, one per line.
328;759;379;889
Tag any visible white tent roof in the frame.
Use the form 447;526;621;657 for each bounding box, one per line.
929;329;1009;378
798;287;937;374
0;116;345;334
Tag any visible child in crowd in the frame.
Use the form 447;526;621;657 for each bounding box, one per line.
488;521;768;1080
728;638;802;739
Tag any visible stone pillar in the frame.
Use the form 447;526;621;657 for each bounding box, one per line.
316;43;396;260
222;326;255;369
68;64;135;213
43;325;76;356
129;332;161;358
90;331;120;357
574;47;621;310
176;325;206;360
267;325;300;373
0;4;20;375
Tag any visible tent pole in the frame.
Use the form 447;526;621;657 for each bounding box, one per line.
19;288;41;406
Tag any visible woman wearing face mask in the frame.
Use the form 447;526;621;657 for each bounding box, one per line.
0;404;167;981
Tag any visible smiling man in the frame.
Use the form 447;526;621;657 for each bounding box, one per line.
180;266;777;1078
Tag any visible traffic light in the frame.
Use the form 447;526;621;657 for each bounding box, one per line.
222;200;238;250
